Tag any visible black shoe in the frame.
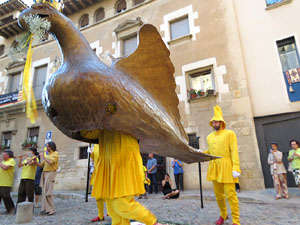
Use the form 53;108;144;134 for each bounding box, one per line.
40;210;48;215
148;192;153;194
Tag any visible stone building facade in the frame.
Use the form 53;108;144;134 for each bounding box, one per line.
0;0;281;191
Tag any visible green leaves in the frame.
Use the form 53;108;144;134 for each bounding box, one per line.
8;14;51;60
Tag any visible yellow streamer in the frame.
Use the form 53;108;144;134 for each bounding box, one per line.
22;36;38;124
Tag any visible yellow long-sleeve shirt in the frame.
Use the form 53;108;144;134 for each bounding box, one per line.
203;129;241;183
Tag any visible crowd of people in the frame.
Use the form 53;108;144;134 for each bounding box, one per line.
0;105;300;225
268;140;300;200
0;142;59;216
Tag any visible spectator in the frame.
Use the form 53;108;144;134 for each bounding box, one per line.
268;142;288;199
172;159;184;191
0;150;16;214
288;140;300;189
17;147;39;204
37;141;59;216
162;173;179;200
147;153;158;194
139;165;150;199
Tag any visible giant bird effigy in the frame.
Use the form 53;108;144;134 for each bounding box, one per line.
18;1;217;163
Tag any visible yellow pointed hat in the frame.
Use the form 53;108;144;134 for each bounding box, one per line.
209;105;226;129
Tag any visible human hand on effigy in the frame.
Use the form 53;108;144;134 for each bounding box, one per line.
195;149;203;153
232;171;240;178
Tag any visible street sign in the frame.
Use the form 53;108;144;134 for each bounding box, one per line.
45;131;52;141
44;131;52;156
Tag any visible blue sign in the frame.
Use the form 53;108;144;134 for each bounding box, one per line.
45;131;52;140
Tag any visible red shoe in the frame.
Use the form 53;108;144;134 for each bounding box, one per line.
216;216;228;225
91;216;104;222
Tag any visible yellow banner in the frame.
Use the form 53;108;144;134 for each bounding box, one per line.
22;36;38;124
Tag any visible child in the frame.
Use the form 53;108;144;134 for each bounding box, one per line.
139;165;150;199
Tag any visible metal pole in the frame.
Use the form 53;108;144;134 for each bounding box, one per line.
85;143;91;202
198;162;204;208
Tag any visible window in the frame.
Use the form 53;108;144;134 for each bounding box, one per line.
134;0;145;5
95;8;105;22
277;37;300;102
79;146;88;159
28;127;39;143
1;132;12;149
33;65;47;100
122;35;137;56
277;37;300;72
266;0;285;6
188;133;199;149
116;0;126;13
79;14;89;28
189;69;215;92
170;16;190;40
8;72;21;93
0;45;4;56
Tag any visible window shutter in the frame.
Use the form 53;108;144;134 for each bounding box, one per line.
116;0;126;13
123;35;137;56
33;65;47;99
170;17;190;40
3;132;12;140
0;45;4;56
80;14;89;28
95;8;105;22
134;0;145;5
8;72;21;93
29;127;39;137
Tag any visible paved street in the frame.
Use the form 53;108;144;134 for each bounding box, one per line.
1;189;300;225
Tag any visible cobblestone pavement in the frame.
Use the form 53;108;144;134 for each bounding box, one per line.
1;189;300;225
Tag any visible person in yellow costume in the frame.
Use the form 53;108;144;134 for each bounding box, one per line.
202;105;241;225
90;144;106;222
80;129;160;225
17;147;39;204
0;150;16;214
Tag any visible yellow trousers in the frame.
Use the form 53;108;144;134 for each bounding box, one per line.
213;181;240;225
96;198;105;219
106;196;157;225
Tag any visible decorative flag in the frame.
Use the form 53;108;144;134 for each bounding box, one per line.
22;35;38;124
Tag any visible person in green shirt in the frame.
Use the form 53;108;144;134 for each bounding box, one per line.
0;150;16;214
288;140;300;189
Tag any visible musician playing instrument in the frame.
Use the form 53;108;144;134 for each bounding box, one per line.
17;147;39;204
0;150;16;214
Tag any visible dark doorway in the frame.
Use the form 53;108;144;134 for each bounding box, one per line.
254;112;300;188
141;153;166;191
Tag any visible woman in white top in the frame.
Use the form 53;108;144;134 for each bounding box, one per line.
267;142;289;199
